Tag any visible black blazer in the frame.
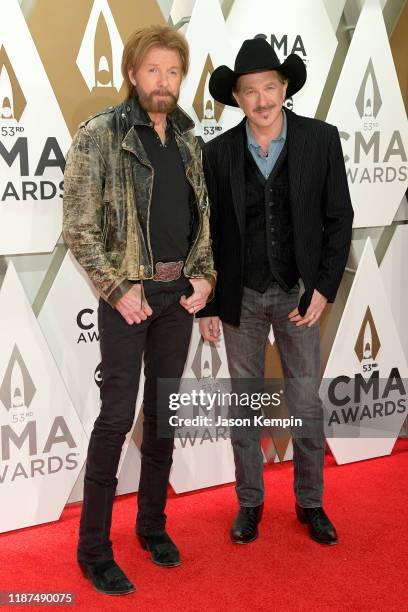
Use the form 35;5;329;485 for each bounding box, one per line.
198;108;354;326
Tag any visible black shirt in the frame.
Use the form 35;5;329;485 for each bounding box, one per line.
136;122;192;264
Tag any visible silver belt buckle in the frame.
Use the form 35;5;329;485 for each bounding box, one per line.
152;260;184;282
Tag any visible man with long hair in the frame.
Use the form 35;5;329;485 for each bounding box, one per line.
63;25;215;595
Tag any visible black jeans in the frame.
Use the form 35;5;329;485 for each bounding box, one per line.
77;277;193;563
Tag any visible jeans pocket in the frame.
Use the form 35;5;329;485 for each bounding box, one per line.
289;282;300;294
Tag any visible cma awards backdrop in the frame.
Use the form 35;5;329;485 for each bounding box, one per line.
0;0;407;532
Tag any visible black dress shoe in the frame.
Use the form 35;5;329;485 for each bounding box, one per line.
78;559;135;595
295;504;338;545
137;532;181;567
231;503;264;544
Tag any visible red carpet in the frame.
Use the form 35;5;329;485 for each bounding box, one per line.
1;440;407;612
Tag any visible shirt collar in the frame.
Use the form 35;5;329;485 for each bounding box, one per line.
246;108;287;151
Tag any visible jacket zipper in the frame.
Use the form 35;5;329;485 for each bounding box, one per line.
183;173;203;275
122;143;155;280
145;165;155;277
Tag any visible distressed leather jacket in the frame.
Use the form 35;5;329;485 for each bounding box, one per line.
63;94;216;306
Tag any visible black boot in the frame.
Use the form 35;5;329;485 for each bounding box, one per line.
230;503;264;544
79;559;135;595
138;531;181;567
295;504;338;545
78;477;135;594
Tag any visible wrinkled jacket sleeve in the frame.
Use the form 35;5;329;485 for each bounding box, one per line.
63;125;132;306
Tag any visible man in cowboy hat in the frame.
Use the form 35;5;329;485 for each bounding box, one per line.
198;38;353;545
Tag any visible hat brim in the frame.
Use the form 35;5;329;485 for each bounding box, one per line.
209;54;307;107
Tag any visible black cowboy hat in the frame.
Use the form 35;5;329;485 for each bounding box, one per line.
209;38;307;107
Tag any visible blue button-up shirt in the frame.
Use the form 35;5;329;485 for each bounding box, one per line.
246;110;287;179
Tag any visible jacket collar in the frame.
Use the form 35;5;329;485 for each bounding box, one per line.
122;93;195;135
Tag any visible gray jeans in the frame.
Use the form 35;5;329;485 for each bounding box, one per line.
222;283;324;509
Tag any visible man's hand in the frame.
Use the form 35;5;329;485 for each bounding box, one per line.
180;278;212;314
199;316;221;343
115;284;153;325
288;289;327;327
